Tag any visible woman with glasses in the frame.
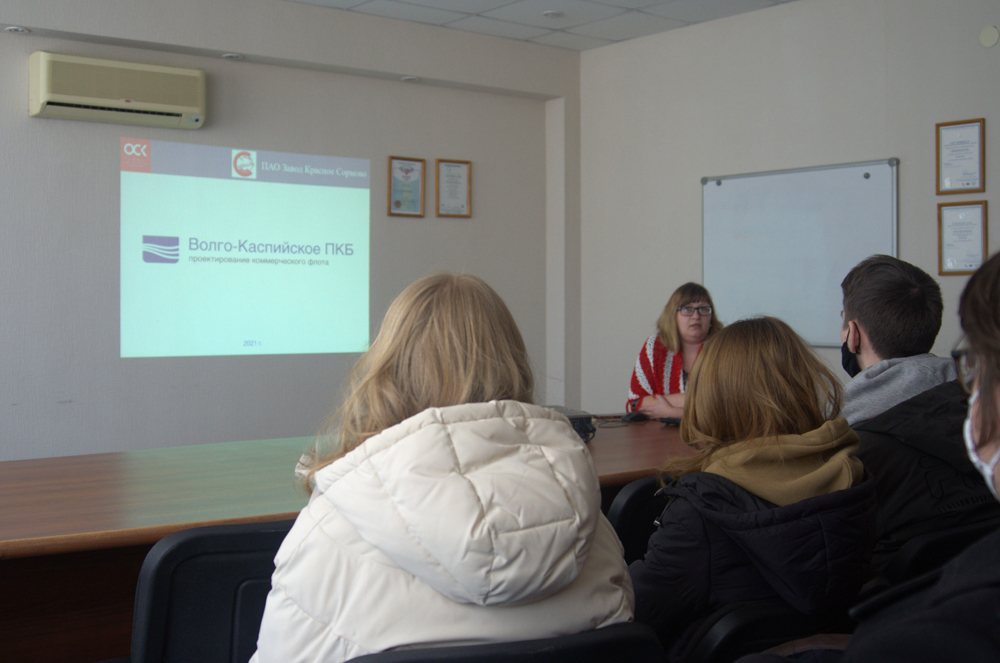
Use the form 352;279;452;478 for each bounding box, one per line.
627;283;722;417
629;317;876;659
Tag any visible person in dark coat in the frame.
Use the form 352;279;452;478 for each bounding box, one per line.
836;255;1000;579
629;317;877;659
853;379;1000;578
840;252;1000;662
738;253;1000;663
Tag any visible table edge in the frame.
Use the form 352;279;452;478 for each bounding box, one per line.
0;511;302;560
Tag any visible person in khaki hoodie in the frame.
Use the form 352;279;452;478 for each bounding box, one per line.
251;273;633;663
629;317;877;660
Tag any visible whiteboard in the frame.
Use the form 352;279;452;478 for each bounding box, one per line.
702;160;897;347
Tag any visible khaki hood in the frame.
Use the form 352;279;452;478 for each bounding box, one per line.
701;417;863;506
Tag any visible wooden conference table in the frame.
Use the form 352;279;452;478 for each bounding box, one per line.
0;419;692;663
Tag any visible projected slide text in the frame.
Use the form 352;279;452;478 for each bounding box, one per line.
120;138;370;358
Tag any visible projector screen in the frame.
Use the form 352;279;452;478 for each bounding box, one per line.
120;138;370;358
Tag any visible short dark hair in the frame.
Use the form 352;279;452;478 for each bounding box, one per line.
841;255;943;359
959;252;1000;446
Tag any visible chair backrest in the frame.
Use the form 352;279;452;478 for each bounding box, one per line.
348;622;665;663
606;475;668;564
678;599;854;663
884;518;1000;584
129;518;295;663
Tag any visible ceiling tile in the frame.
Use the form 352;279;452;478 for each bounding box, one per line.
445;16;552;39
399;0;515;12
484;0;625;30
351;0;467;25
587;0;662;8
529;30;614;50
569;11;686;40
285;0;369;8
643;0;776;24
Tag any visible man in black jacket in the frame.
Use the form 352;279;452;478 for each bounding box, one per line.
839;256;1000;577
852;381;1000;577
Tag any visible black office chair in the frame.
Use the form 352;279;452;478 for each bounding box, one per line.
349;621;665;663
100;518;295;663
606;475;668;564
677;599;854;663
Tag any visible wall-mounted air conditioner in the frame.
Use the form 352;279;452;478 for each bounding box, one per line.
29;51;206;129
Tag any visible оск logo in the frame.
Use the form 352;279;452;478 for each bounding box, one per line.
232;150;257;178
121;137;151;173
143;236;179;263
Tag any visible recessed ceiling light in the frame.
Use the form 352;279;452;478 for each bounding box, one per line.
400;76;421;83
981;26;999;48
5;26;31;34
541;11;564;19
221;53;244;60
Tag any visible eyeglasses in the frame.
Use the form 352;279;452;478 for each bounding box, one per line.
952;338;979;395
678;305;712;317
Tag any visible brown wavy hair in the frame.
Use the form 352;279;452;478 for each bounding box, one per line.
959;252;1000;447
655;283;723;353
662;316;842;479
303;273;534;486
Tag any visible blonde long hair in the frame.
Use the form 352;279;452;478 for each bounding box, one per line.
656;283;723;353
663;316;842;479
304;273;534;485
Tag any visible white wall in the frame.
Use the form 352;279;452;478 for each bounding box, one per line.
580;0;1000;412
0;1;581;460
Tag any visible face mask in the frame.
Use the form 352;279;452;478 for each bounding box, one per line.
964;390;1000;503
841;341;862;378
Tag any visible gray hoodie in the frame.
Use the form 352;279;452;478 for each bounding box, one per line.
842;354;957;426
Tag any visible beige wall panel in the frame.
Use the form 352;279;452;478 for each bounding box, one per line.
580;0;999;412
0;33;549;460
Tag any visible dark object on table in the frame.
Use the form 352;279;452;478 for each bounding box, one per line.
621;412;681;426
547;405;596;443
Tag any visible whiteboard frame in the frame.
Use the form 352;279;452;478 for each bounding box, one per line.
701;158;898;347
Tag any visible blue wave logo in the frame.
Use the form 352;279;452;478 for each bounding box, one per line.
143;236;180;264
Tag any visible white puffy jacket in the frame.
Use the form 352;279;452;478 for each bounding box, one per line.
251;400;634;663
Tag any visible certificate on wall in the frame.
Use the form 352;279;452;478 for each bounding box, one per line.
937;119;985;194
436;159;471;218
939;201;987;275
388;156;425;216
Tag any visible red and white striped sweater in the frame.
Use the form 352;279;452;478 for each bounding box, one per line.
627;335;691;413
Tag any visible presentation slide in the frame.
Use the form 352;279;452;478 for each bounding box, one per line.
120;138;370;358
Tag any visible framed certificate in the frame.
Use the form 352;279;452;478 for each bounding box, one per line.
436;159;471;218
936;119;985;194
939;201;987;275
388;156;425;216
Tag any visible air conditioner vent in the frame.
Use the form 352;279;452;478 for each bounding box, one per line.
45;102;183;118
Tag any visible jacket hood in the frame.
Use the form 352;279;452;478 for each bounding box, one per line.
701;418;863;507
665;472;877;614
842;354;957;425
312;400;600;607
853;380;969;467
